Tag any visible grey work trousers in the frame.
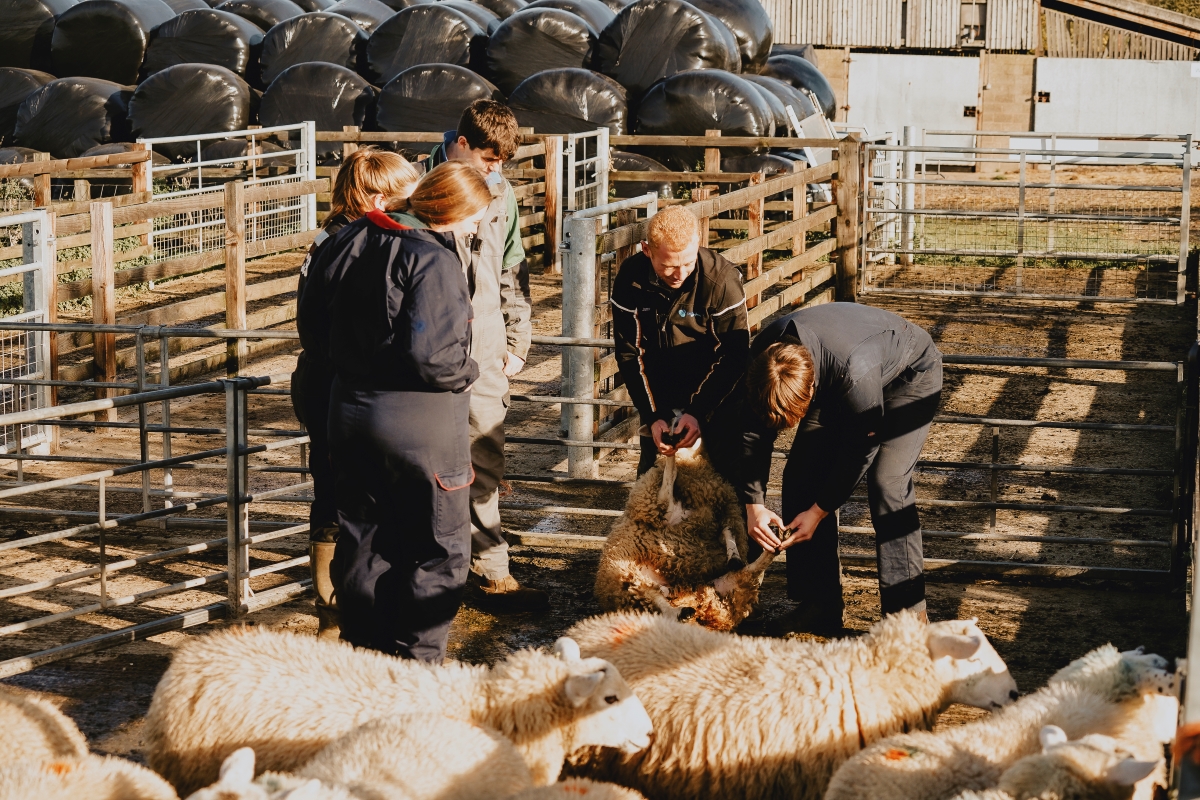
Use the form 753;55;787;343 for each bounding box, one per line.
469;388;511;581
781;359;942;615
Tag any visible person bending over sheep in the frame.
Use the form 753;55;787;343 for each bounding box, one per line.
741;303;942;635
610;204;749;485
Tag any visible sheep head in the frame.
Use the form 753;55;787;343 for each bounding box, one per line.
1049;644;1180;706
552;637;653;755
927;617;1018;710
995;725;1160;800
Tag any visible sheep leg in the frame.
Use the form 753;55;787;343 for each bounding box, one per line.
624;564;685;620
721;527;745;571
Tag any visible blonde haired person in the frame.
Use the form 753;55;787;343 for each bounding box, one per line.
610;204;749;485
741;303;942;636
294;147;421;640
298;161;491;662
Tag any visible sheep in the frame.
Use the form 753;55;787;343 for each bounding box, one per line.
186;749;361;800
0;685;89;763
0;754;181;800
594;441;775;630
949;725;1160;800
564;608;1018;800
824;644;1178;800
144;629;653;796
508;779;646;800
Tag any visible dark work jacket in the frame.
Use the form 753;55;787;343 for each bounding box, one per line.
291;213;350;423
741;303;940;508
299;210;478;393
610;249;749;424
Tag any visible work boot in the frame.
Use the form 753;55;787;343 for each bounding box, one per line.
309;539;341;640
770;599;845;637
474;575;550;613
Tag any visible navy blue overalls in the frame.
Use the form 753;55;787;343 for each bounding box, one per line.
300;209;478;662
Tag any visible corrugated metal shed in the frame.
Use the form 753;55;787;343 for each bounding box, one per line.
907;0;964;48
1042;8;1198;58
986;0;1041;49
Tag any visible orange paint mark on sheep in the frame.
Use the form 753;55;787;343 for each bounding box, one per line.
885;748;910;761
610;623;633;644
561;785;589;795
45;762;75;775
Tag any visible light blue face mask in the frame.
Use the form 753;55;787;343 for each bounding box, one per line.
485;170;503;187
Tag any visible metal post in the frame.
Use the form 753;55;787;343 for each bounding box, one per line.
160;332;173;507
225;379;250;613
136;329;150;514
1047;133;1057;254
990;427;999;529
98;475;108;609
901;126;915;266
22;211;52;449
1179;134;1192;308
1016;152;1026;292
563;215;598;479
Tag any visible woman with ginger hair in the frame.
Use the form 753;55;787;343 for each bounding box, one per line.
294;147;422;640
300;161;491;661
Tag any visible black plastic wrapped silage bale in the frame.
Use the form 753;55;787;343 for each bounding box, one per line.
742;77;786;134
741;73;817;126
259;12;367;85
291;0;333;10
592;0;630;13
367;5;486;83
634;68;772;168
0;68;55;145
260;62;377;159
51;0;177;85
486;7;596;95
508;68;625;134
684;0;770;72
216;0;304;30
708;14;739;73
524;0;612;35
376;63;501;132
376;0;430;9
595;0;736;100
14;77;133;158
761;54;836;120
325;0;394;31
128;64;256;158
470;0;523;16
163;0;209;11
0;0;78;70
142;9;264;81
611;150;669;198
440;0;500;33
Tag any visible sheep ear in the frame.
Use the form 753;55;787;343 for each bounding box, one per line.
564;671;605;707
554;637;581;662
282;779;327;800
1106;758;1159;786
1039;725;1068;751
218;748;256;786
929;630;983;660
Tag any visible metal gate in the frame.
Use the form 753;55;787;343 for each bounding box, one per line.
563;129;610;214
860;133;1192;302
0;210;53;455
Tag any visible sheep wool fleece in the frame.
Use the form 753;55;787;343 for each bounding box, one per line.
0;755;180;800
0;686;89;764
825;673;1169;800
145;627;612;795
566;610;952;800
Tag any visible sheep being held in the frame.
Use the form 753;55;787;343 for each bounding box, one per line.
565;609;1017;800
145;630;652;796
594;441;774;630
824;645;1178;800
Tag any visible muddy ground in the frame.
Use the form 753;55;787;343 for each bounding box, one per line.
0;235;1195;769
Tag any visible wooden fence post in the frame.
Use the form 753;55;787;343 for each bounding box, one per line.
32;152;50;207
746;171;764;282
130;142;152;250
342;125;359;164
790;161;809;307
835;134;861;302
225;180;247;376
704;130;721;174
90;201;116;421
543;134;563;274
693;185;713;244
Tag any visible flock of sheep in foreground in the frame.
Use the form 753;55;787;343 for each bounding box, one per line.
0;444;1186;800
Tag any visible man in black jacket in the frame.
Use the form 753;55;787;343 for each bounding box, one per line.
611;205;749;484
741;303;942;634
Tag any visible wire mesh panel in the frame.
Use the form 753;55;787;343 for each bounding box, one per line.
564;129;610;213
141;123;317;264
861;134;1192;303
0;211;52;453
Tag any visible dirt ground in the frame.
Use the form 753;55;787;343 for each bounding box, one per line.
0;251;1194;770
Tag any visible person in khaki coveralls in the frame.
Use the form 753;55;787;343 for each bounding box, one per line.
429;100;547;611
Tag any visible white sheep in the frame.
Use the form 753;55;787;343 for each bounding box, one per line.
0;685;89;763
949;725;1160;800
565;608;1018;800
145;629;652;796
0;754;181;800
594;442;775;630
186;749;361;800
824;645;1178;800
508;779;645;800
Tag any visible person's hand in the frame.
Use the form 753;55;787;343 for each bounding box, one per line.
673;413;701;449
503;352;525;377
746;503;786;552
651;419;675;455
780;503;829;549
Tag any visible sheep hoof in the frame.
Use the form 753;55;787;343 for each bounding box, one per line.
677;607;697;622
727;557;745;571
